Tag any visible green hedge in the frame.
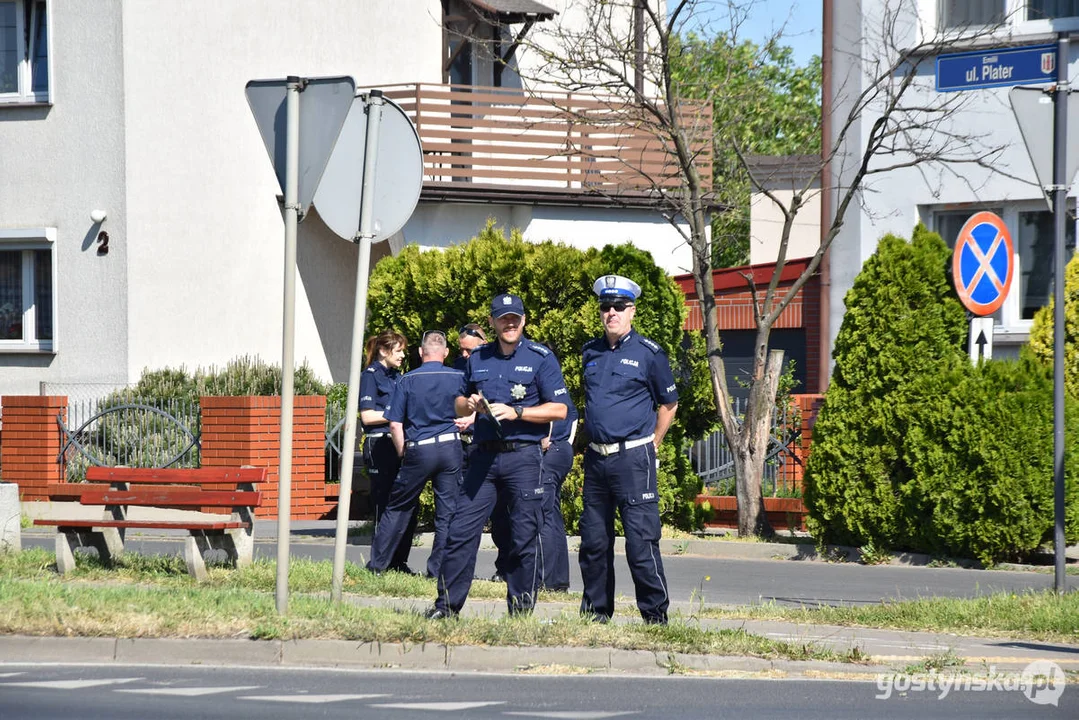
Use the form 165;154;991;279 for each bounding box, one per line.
365;223;716;532
804;225;1078;564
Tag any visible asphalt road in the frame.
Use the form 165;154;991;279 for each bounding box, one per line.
0;663;1072;720
20;531;1059;608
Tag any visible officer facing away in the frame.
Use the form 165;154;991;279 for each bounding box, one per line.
366;331;466;579
580;275;679;625
427;293;570;619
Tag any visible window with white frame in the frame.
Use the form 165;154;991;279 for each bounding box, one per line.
0;0;49;103
939;1;1006;29
1028;1;1079;20
932;205;1075;326
0;228;55;352
937;1;1079;30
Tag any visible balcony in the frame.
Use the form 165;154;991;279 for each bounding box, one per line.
381;83;713;208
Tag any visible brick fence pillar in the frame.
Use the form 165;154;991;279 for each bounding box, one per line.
199;396;328;520
0;396;67;501
790;393;825;489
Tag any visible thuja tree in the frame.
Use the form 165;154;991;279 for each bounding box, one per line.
365;224;715;530
1028;252;1079;398
803;225;967;549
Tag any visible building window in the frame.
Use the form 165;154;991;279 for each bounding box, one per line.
0;228;55;352
932;207;1075;325
1028;1;1079;20
939;1;1006;29
1017;209;1076;318
0;0;49;104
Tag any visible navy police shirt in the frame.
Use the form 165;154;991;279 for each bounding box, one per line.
385;361;467;442
550;403;579;443
462;339;571;443
359;362;400;434
582;329;679;443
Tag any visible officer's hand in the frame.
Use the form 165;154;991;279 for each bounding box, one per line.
540;437;551;452
488;402;517;421
466;394;483;413
454;414;476;431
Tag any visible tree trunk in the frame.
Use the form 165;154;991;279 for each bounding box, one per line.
735;348;785;537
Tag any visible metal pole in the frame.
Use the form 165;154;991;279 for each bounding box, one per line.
1052;37;1069;595
275;76;302;614
332;90;386;600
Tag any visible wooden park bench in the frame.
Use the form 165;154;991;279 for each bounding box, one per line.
35;466;265;582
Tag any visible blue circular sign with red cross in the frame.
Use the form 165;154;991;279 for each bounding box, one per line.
952;211;1015;316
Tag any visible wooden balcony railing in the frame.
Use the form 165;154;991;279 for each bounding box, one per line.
380;83;713;198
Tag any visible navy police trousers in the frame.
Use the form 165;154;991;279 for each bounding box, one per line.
538;439;572;591
366;440;461;578
579;442;669;623
435;443;544;615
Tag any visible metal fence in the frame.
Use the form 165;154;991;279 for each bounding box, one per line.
59;396;201;482
690;397;802;497
324;402;348;482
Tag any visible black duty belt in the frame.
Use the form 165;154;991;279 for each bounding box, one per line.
479;440;538;453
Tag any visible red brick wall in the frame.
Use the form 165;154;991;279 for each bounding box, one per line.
0;396;67;500
199;396;329;519
775;393;824;490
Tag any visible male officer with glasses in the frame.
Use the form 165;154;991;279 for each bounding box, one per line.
580;275;679;625
426;293;570;619
366;330;466;579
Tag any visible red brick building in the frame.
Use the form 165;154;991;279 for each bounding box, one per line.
674;257;822;396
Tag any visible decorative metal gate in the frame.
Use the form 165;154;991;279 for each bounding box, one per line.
58;399;200;482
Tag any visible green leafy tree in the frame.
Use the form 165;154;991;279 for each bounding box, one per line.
365;224;716;531
803;225;968;548
671;34;821;268
1028;252;1079;398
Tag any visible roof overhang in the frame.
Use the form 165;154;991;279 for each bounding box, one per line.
465;0;557;23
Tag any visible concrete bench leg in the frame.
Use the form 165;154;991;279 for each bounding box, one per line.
186;528;253;578
55;528;124;574
184;535;210;583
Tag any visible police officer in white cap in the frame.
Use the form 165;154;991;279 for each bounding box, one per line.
579;275;679;625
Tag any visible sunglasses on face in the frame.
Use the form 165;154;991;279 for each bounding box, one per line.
599;302;634;313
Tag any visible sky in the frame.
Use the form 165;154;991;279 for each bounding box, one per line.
679;0;824;66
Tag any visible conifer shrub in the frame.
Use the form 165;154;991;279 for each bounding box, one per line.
805;225;1079;563
1028;252;1079;398
365;223;716;531
902;354;1079;565
803;226;968;550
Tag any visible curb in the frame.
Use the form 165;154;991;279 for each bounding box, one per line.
0;634;881;679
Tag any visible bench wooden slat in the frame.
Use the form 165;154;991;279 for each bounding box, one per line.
84;467;266;485
34;519;247;530
74;488;262;508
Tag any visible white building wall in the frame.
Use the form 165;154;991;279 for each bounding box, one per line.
749;188;822;266
121;0;443;384
828;0;1077;368
0;0;129;396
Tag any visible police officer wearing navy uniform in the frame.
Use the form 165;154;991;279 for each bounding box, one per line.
359;331;414;573
539;405;577;592
426;293;570;619
580;275;679;625
366;330;466;579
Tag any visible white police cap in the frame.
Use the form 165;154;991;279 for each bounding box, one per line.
592;274;641;301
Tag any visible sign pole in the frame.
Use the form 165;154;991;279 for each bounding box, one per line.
1052;36;1069;595
275;76;302;615
332;91;387;600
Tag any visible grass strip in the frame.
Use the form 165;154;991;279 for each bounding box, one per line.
695;593;1079;643
0;576;859;663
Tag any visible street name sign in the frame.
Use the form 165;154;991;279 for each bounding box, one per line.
936;44;1056;92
